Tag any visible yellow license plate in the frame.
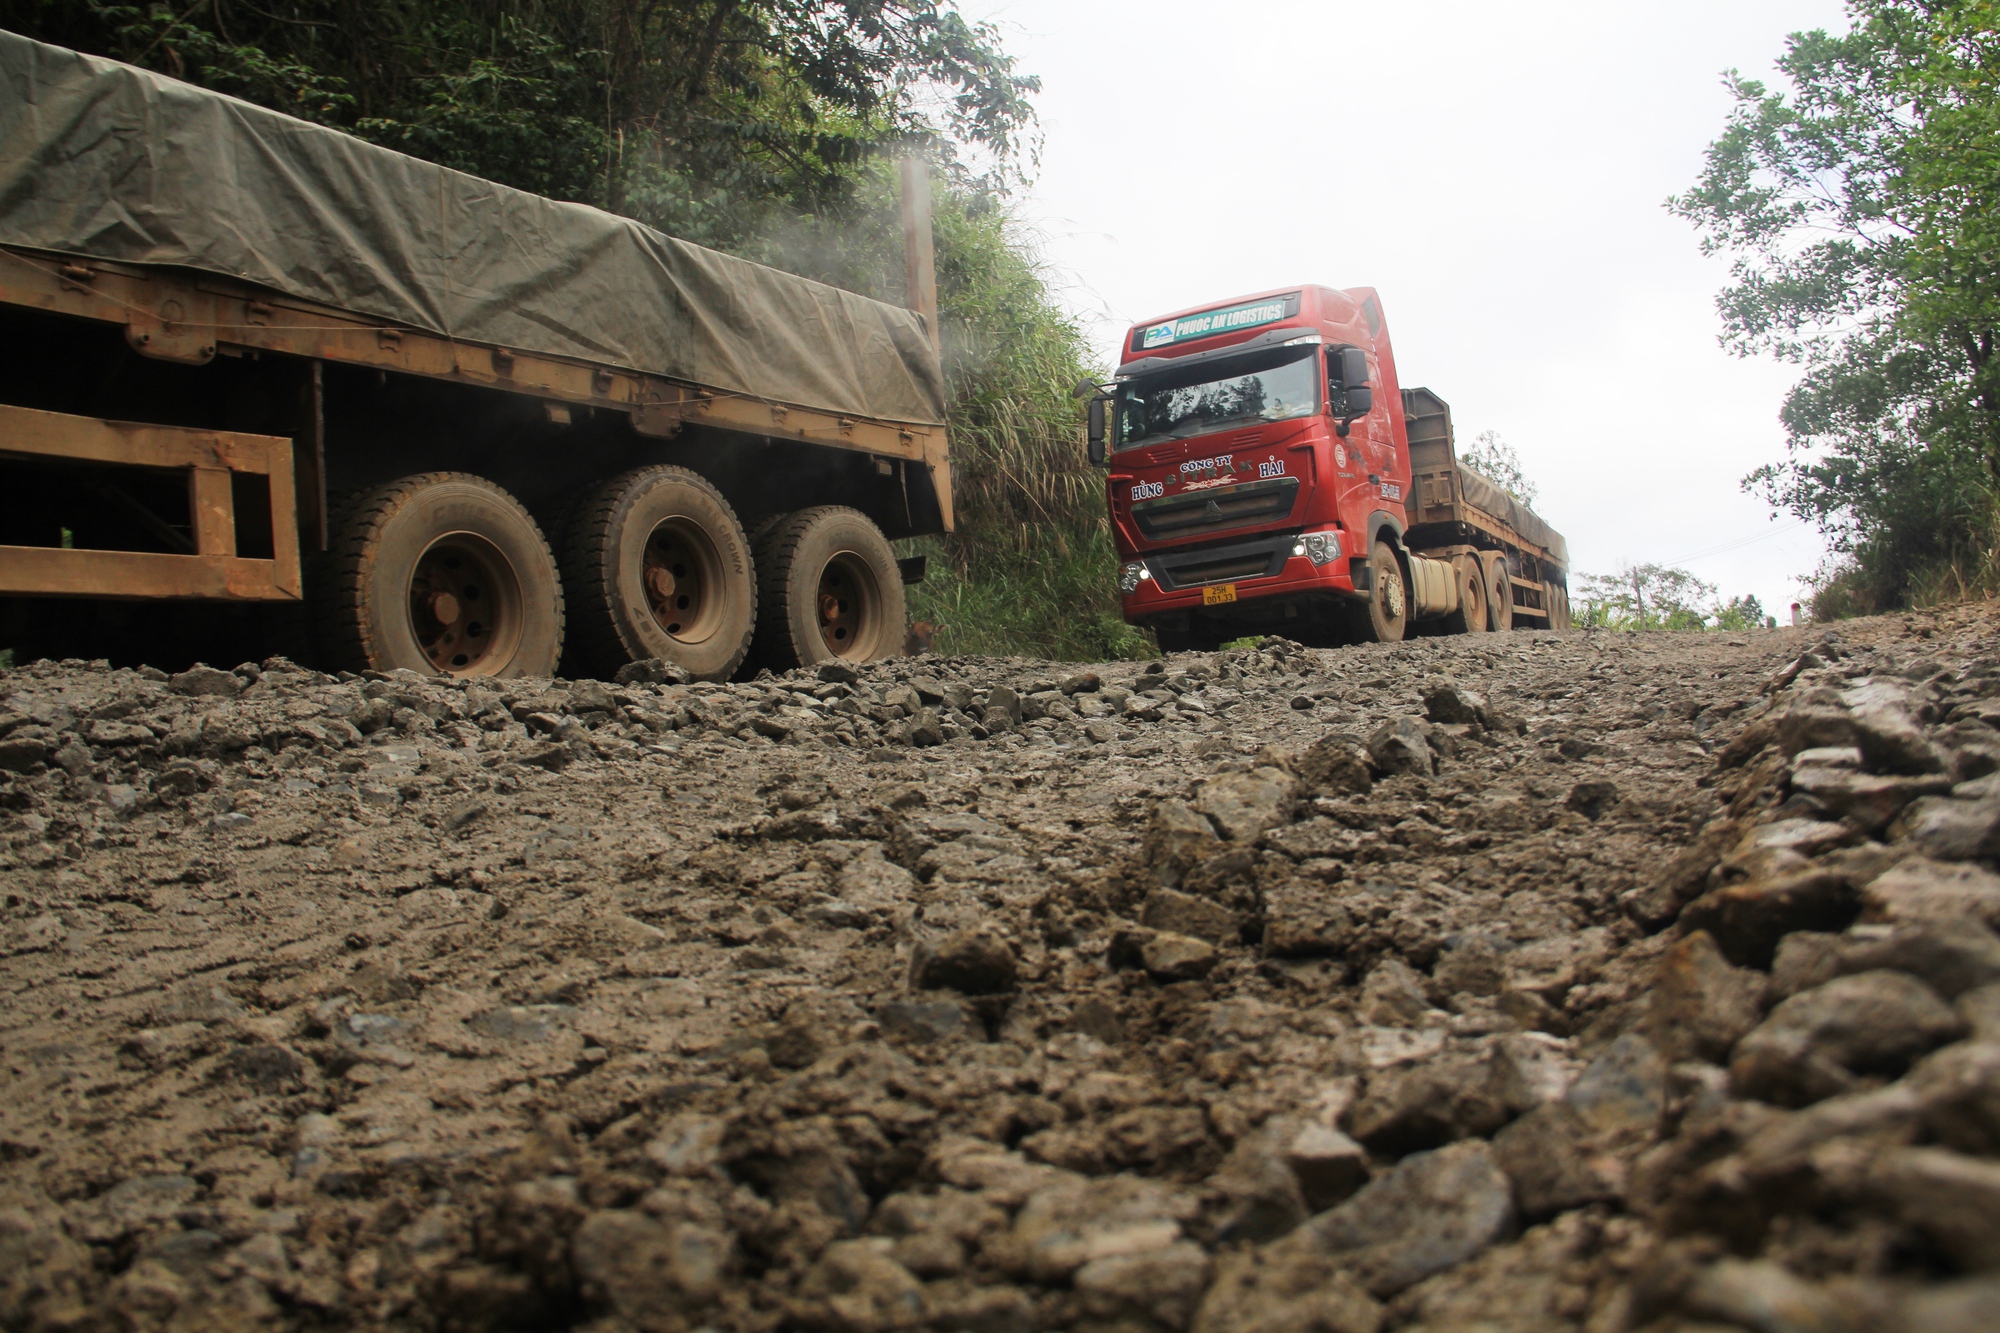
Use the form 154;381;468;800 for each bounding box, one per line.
1202;583;1238;606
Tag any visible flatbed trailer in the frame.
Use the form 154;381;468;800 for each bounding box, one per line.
1401;386;1570;632
0;30;950;679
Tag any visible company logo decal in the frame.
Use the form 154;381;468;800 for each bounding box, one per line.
1258;459;1286;478
1130;480;1164;501
1180;455;1234;474
1333;443;1347;468
1142;299;1292;350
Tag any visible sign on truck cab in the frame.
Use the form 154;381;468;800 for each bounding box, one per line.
1097;285;1409;630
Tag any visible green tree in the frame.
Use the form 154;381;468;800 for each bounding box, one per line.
1672;0;2000;612
1458;429;1538;506
1713;593;1771;631
0;1;1039;253
1576;563;1719;630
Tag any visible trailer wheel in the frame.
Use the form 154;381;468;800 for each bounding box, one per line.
559;466;755;682
1483;553;1514;632
1443;556;1489;635
753;507;905;670
318;472;563;678
1360;541;1408;643
1548;580;1572;632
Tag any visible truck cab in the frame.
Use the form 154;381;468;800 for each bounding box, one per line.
1101;285;1409;648
1095;284;1568;649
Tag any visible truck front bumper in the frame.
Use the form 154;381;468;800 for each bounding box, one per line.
1119;530;1360;619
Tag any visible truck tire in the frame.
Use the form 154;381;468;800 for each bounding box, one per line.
317;472;563;678
1443;556;1489;635
1360;541;1408;643
1483;553;1514;632
1548;580;1572;632
752;507;905;670
559;466;755;682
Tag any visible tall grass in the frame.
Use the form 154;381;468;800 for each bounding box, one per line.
1810;483;2000;618
910;186;1154;661
720;164;1151;661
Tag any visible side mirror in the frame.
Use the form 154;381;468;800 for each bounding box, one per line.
1343;385;1373;418
1339;346;1368;386
1086;397;1108;466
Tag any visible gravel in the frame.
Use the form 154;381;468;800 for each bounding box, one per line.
4;606;2000;1329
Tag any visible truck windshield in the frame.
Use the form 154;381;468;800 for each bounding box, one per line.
1114;346;1319;451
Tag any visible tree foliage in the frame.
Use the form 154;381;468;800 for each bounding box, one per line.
1457;429;1538;506
1;0;1040;251
1672;0;2000;611
1574;564;1767;631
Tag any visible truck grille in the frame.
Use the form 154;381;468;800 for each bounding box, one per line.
1132;477;1299;540
1150;534;1294;591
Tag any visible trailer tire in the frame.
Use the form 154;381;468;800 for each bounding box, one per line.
1548;580;1572;632
752;507;905;670
1443;556;1489;635
559;466;755;682
1483;553;1514;632
1360;541;1408;643
316;472;563;678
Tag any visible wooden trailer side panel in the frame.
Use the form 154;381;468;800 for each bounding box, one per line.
0;403;300;600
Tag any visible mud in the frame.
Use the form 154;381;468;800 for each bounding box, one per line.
4;607;2000;1331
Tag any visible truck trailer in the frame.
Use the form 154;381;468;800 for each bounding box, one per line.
0;30;951;679
1087;285;1569;649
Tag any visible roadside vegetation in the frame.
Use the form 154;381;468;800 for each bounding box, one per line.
1489;448;1768;634
1457;431;1539;507
3;0;1143;659
1574;565;1771;633
1676;0;2000;618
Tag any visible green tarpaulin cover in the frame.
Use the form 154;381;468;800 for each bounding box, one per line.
1458;463;1568;569
0;29;947;427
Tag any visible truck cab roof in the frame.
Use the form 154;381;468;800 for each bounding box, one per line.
1117;284;1389;376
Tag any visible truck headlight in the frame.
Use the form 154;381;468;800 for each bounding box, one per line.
1119;561;1150;594
1294;532;1342;566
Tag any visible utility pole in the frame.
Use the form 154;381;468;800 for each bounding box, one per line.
899;157;940;355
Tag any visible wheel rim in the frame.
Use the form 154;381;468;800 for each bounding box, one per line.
408;532;524;676
1380;561;1406;621
641;518;725;645
816;551;884;660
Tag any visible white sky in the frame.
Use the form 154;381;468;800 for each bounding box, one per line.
959;0;1854;622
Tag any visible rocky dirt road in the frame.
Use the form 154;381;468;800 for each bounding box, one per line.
5;608;2000;1331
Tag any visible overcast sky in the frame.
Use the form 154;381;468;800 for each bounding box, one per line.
959;0;1854;621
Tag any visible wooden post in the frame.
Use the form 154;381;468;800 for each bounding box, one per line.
900;157;940;354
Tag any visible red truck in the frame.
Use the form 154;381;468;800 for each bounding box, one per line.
1083;285;1570;650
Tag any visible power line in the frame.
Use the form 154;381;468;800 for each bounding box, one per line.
1660;516;1814;567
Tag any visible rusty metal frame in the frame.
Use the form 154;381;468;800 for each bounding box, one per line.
0;403;301;601
0;246;956;531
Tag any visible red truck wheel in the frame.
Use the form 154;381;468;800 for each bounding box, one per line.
752;507;905;670
559;466;756;682
1361;541;1408;643
317;472;564;678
